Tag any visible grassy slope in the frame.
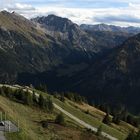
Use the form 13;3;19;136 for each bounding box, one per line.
0;11;48;46
0;94;102;140
35;89;128;140
0;96;54;140
68;100;138;134
53;99;127;140
0;87;136;140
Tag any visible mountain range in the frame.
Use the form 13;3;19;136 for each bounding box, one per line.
1;10;140;113
80;23;140;34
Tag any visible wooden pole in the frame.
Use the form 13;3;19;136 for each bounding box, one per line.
4;112;6;135
0;112;2;122
17;120;19;132
8;121;10;132
4;112;6;121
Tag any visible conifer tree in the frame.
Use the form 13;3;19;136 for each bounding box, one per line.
102;113;111;125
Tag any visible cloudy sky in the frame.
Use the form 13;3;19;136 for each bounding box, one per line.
1;0;140;27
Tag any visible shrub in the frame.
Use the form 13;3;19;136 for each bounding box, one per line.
47;97;54;113
102;113;111;125
96;125;102;136
126;130;136;140
55;113;65;125
42;121;48;128
38;94;45;108
112;115;121;125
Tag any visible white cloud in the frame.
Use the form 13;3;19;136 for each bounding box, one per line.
1;0;140;27
7;3;35;11
30;4;140;27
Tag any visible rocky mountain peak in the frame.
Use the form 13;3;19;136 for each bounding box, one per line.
32;14;77;33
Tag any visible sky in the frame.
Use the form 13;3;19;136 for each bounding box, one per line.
1;0;140;27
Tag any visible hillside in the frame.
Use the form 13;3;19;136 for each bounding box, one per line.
0;11;57;82
71;33;140;113
0;11;49;45
80;24;136;50
0;86;101;140
32;15;131;52
0;11;131;85
32;15;98;52
0;11;133;84
83;30;132;50
19;30;140;114
0;11;97;83
0;84;138;140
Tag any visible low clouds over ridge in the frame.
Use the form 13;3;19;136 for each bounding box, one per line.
94;15;140;24
1;0;140;27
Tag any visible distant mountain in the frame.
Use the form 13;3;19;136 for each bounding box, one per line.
83;30;132;49
0;11;97;83
80;24;140;34
32;15;132;51
34;33;140;113
0;10;51;82
32;15;99;52
80;23;138;50
17;28;140;113
78;33;140;113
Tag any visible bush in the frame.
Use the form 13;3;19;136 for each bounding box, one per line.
102;113;111;125
38;94;46;108
32;91;38;104
47;97;54;113
86;128;94;133
55;113;65;125
36;84;47;93
96;125;102;136
126;130;140;140
126;130;136;140
42;121;48;128
112;115;121;125
60;95;65;102
85;110;89;114
24;91;33;106
0;87;5;96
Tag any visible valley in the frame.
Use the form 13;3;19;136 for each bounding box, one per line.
0;9;140;140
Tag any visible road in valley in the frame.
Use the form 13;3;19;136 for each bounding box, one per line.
53;103;118;140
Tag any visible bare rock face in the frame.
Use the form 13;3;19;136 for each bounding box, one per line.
32;15;98;52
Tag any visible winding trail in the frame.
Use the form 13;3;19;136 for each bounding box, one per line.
54;103;118;140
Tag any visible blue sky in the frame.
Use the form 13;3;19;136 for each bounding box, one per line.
1;0;140;26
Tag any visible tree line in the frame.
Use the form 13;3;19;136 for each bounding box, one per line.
97;103;140;128
0;86;54;113
54;92;88;104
